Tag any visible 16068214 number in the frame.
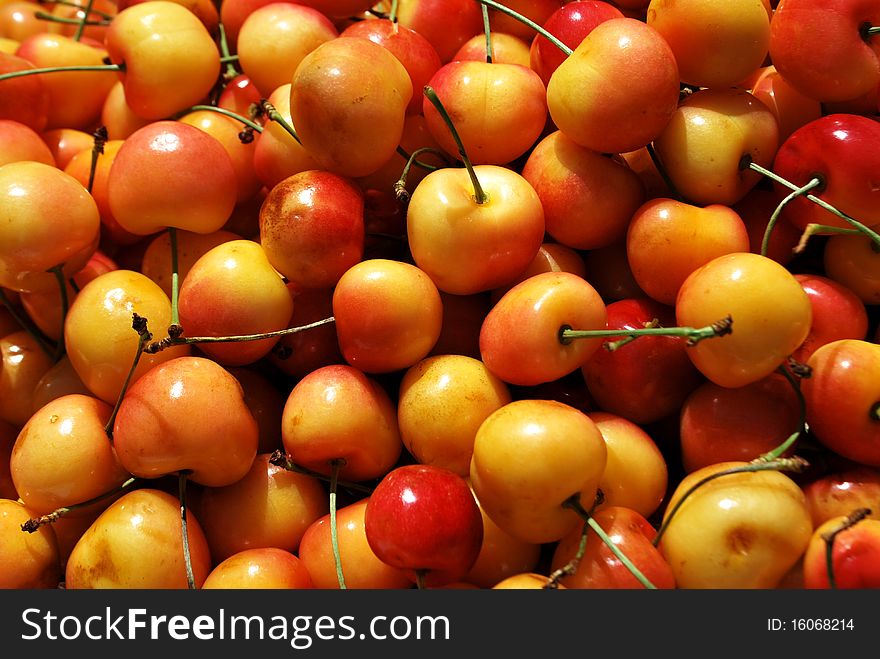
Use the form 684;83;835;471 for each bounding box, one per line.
791;619;855;631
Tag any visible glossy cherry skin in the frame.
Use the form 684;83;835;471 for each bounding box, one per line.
0;160;99;294
771;113;880;232
529;1;624;87
422;60;548;166
792;273;869;364
679;373;801;473
479;271;607;387
406;165;545;296
339;17;442;116
104;0;221;120
364;464;484;588
675;252;812;388
801;339;880;467
259;169;365;290
802;516;880;589
769;0;880;103
112;356;259;487
546;17;680;154
107;120;238;236
582;297;704;425
551;505;676;589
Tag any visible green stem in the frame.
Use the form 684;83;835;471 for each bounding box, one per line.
475;0;572;55
329;458;347;590
795;223;863;254
260;100;301;145
217;23;239;79
761;177;822;257
652;456;810;547
180;105;264;133
821;508;872;589
20;476;140;533
423;85;488;204
167;227;180;335
561;316;732;347
481;3;493;63
544;490;604;589
394;146;453;202
388;0;399;23
564;495;657;589
47;265;68;364
103;314;152;439
871;402;880;422
0;64;122;82
73;0;95;41
761;363;808;461
862;23;880;38
143;316;336;354
179;471;196;590
603;318;661;352
746;160;880;249
0;288;55;360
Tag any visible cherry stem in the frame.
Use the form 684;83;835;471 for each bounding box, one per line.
179;104;264;133
87;125;107;194
0;288;55;359
167;227;181;336
143;315;336;354
388;0;399;24
561;315;732;347
603;318;661;352
760;362;809;461
544;522;587;589
258;99;302;145
217;22;238;80
745;159;880;249
870;402;880;422
394;146;453;203
423;85;488;204
761;176;822;258
178;471;196;590
415;570;426;590
267;450;374;494
795;223;863;254
475;0;572;56
47;264;68;364
863;24;880;38
20;476;139;533
481;3;493;63
34;11;108;27
544;490;604;589
564;494;657;589
0;63;122;82
646;142;684;202
73;0;95;41
822;507;872;589
329;458;347;590
103;313;152;439
652;456;811;548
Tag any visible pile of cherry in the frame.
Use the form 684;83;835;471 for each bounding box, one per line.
0;0;879;590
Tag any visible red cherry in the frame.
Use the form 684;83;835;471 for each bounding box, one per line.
364;464;483;587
